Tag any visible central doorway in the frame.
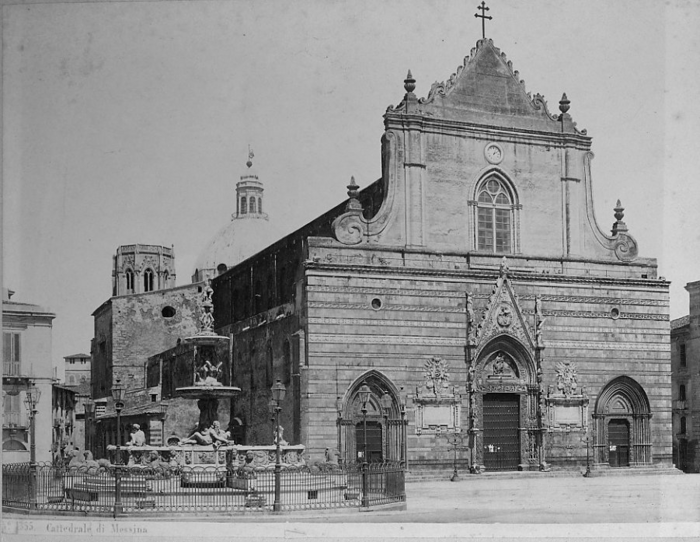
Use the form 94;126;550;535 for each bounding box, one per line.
483;394;520;471
608;419;630;467
355;421;383;462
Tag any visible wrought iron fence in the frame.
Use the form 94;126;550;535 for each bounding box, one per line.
2;461;405;516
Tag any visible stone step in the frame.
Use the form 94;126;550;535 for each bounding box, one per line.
584;466;684;477
406;466;684;482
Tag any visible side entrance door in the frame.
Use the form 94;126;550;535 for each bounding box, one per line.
483;394;520;471
608;419;630;467
356;421;383;462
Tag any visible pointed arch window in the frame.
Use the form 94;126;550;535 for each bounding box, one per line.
144;268;154;292
125;269;135;293
476;177;515;253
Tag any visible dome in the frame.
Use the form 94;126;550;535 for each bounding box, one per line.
192;149;282;283
192;215;282;282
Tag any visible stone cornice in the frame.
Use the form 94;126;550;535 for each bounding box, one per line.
383;113;592;150
308;237;658;270
303;261;669;290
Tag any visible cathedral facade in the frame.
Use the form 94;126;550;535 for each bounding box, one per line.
212;38;671;472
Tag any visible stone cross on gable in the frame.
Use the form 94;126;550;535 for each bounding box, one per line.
475;1;493;39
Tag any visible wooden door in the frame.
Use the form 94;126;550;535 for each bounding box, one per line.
608;419;630;467
483;394;520;471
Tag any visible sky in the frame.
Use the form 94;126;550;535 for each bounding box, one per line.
2;0;700;372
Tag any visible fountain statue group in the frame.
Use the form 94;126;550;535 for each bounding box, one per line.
180;420;232;448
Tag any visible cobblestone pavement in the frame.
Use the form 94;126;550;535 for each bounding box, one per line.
4;473;700;541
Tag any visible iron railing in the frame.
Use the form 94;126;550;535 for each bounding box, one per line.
2;461;405;516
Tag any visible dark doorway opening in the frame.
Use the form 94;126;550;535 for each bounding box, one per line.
679;439;688;472
355;421;383;462
608;419;630;467
483;393;520;471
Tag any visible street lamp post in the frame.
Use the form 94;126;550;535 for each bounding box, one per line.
442;432;466;482
111;379;125;516
380;392;392;461
358;382;371;508
336;396;343;464
271;379;286;513
582;430;592;477
24;384;42;509
84;399;95;454
399;389;407;467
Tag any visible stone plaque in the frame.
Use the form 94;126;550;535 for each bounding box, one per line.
553;405;581;426
415;402;461;435
423;405;453;427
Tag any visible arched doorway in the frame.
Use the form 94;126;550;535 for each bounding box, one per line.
594;376;652;467
338;372;403;465
471;336;539;472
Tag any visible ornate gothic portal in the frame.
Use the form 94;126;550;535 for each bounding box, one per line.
466;259;548;473
593;376;652;467
470;343;541;472
337;372;405;465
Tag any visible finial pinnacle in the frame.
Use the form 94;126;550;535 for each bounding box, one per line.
614;200;624;222
247;146;254;168
345;176;362;212
499;256;509;277
404;70;416;94
559;93;571;114
611;200;627;235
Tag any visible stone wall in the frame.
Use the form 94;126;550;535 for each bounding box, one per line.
107;283;202;395
302;242;670;470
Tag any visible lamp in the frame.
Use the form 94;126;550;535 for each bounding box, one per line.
24;385;41;412
110;378;125;516
24;383;41;508
268;397;277;422
380;392;392;461
272;379;286;403
399;387;407;467
271;378;286;512
358;381;371;508
84;399;95;453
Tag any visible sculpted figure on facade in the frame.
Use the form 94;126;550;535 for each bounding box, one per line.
534;296;546;348
492;353;507;375
556;361;578;397
496;304;513;328
466;293;477;346
424;356;450;396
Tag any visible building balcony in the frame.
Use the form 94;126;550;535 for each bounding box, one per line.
2;411;28;428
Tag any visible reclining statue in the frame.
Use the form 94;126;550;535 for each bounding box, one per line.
180;420;232;448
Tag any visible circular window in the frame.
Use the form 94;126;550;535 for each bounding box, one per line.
371;298;383;310
610;307;620;320
162;306;176;318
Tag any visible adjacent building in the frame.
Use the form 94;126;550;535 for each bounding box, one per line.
2;289;56;464
671;280;700;472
